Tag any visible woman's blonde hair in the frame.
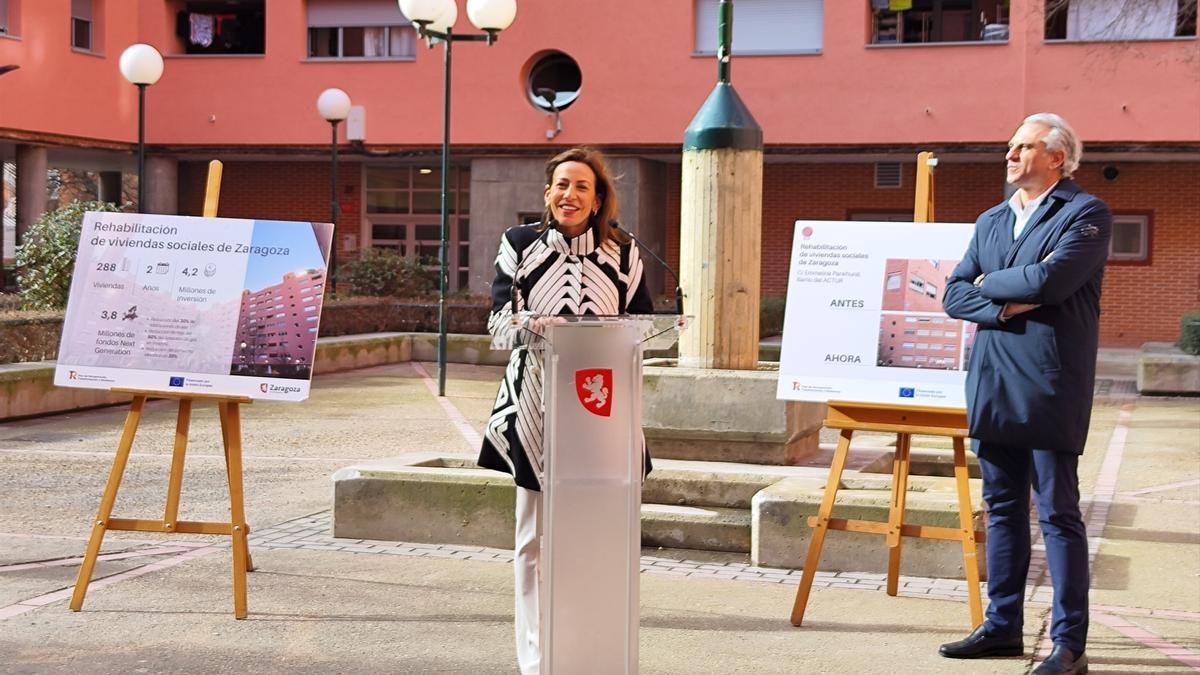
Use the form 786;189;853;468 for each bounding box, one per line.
540;146;629;245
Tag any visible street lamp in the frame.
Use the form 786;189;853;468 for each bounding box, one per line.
399;0;517;397
317;87;352;288
119;44;164;214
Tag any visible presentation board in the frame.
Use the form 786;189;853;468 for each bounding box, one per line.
776;220;976;409
55;212;334;401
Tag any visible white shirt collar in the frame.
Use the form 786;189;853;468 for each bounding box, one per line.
1008;181;1058;239
1008;181;1058;216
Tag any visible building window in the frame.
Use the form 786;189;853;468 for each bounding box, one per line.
71;0;93;51
365;165;471;290
1108;213;1150;263
871;0;1008;45
0;0;13;36
307;0;414;59
525;51;582;112
694;0;823;54
886;271;902;290
1045;0;1196;40
175;1;266;55
312;26;415;58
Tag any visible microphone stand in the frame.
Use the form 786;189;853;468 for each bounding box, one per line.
612;221;684;315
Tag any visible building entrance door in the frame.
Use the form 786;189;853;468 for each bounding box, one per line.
364;165;470;292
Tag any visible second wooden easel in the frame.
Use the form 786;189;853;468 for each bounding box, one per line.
789;152;986;629
69;160;257;619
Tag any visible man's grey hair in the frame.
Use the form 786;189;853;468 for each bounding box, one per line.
1024;112;1082;178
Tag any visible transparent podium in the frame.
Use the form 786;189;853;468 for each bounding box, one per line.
501;314;683;675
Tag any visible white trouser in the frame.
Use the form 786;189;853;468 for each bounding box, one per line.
514;486;543;675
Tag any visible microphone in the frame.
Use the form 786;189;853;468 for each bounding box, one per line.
611;220;684;316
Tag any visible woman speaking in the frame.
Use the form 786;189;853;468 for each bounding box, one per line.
477;147;654;674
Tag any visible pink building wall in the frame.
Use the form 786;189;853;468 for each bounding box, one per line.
879;258;967;370
3;1;1196;147
231;269;325;375
881;258;955;313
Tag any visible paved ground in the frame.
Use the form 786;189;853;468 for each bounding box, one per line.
1;361;1197;673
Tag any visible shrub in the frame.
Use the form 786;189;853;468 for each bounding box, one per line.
0;312;63;363
1179;310;1200;356
760;296;787;337
338;247;438;298
16;201;123;310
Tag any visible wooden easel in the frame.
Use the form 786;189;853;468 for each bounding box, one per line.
789;152;986;629
69;160;257;619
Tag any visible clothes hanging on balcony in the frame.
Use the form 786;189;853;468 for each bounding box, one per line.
189;13;214;47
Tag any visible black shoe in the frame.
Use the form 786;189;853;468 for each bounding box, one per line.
1033;645;1088;674
938;625;1024;659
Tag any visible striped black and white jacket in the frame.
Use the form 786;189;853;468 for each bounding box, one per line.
477;223;654;491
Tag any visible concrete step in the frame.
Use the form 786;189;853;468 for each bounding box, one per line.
858;447;982;479
332;453;986;577
640;504;751;554
753;477;986;578
642;363;824;465
643;463;805;509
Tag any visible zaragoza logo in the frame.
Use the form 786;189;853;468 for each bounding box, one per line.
574;368;612;417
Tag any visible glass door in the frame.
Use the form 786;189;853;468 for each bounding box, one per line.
364;165;470;291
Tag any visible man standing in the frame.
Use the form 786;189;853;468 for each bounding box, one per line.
940;113;1111;675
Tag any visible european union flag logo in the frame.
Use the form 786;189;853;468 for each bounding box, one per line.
898;387;915;398
169;376;185;387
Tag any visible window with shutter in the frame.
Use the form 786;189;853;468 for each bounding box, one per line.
71;0;93;51
875;162;902;188
306;0;415;59
694;0;823;54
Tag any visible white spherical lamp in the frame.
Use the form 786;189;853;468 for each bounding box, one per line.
399;0;448;24
316;88;352;122
119;44;164;86
426;0;458;33
467;0;516;32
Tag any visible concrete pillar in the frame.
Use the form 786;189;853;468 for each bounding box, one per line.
677;0;763;370
144;155;178;215
467;158;546;295
678;147;762;369
15;144;48;246
608;158;668;299
98;171;123;204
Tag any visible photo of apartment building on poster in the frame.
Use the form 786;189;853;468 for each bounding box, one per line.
228;221;332;380
877;258;977;371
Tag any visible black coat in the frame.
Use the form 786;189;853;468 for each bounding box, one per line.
943;179;1112;453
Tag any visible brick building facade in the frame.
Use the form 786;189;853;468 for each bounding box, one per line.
2;1;1196;348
